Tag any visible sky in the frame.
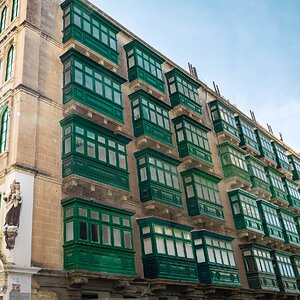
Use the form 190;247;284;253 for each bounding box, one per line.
91;0;300;152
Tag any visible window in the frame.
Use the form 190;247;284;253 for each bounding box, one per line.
249;248;274;274
126;47;163;81
273;143;289;165
239;194;260;220
285;180;300;200
139;220;194;260
239;119;257;143
5;45;14;81
167;74;200;105
131;96;170;131
64;56;122;106
63;200;133;252
275;254;295;278
11;0;19;21
257;132;276;161
268;169;285;192
183;173;221;206
174;119;210;153
71;5;117;51
0;6;7;33
193;233;236;268
281;213;298;235
262;205;281;227
0;108;8;153
137;153;180;190
248;158;268;182
221;145;248;171
62;121;128;171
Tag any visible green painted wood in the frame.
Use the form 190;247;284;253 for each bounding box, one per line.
181;168;224;221
257;200;284;241
61;0;120;65
165;68;202;115
219;142;251;183
228;189;264;234
137;217;198;282
124;40;165;93
192;230;240;287
245;155;271;194
288;154;300;181
277;209;300;247
61;49;126;123
129;89;172;146
271;250;299;294
240;244;279;292
135;148;182;208
271;141;291;172
254;130;276;164
265;167;288;204
209;100;240;140
61;115;130;191
173;115;212;166
283;178;300;210
235;116;260;153
62;198;135;275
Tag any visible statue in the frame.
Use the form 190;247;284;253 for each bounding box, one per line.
2;180;22;250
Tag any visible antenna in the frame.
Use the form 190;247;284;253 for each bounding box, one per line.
216;85;221;96
188;63;199;79
279;132;283;141
250;110;257;123
267;123;274;134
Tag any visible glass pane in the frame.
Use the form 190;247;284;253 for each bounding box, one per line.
87;142;96;158
144;238;152;254
113;228;121;247
156;237;165;254
166;239;175;256
75;137;84;154
102;226;111;245
98;146;106;162
196;248;205;263
91;224;99;242
109;150;116;165
185;244;194;259
79;222;88;240
64;137;71;154
176;241;185;257
124;231;132;249
66;222;73;241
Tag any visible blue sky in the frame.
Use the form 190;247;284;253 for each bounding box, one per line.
91;0;300;151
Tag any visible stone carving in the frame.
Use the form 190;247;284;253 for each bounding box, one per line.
3;180;22;250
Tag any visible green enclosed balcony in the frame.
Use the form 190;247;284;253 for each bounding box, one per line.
134;148;182;212
235;116;260;156
62;197;135;275
272;250;299;294
246;155;271;199
137;217;198;282
228;189;264;240
209;100;240;145
129;89;172;151
124;40;165;97
219;142;251;189
181;168;224;225
165;68;202;119
288;154;300;182
291;255;300;289
295;216;300;237
257;200;285;243
61;115;131;197
254;129;277;168
192;230;240;287
284;178;300;211
266;167;288;208
61;0;120;69
277;209;300;248
271;141;292;178
240;244;279;292
61;49;126;129
173;115;213;172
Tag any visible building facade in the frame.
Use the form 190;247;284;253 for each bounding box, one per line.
0;0;299;299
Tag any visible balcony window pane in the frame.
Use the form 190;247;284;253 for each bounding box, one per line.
166;239;175;256
75;137;84;154
66;222;73;241
156;237;165;254
102;226;111;245
79;222;88;240
124;231;132;249
144;238;152;254
91;224;99;242
196;248;205;263
113;229;121;247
